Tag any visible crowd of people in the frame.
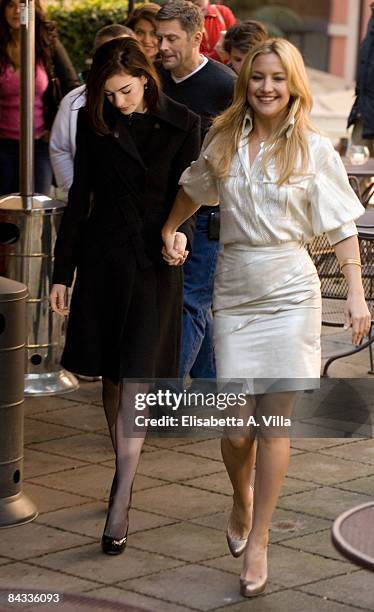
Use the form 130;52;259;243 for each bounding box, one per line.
1;0;372;600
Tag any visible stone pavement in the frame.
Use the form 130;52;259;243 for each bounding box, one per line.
0;328;373;612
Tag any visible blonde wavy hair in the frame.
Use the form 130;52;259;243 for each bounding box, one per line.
212;38;317;185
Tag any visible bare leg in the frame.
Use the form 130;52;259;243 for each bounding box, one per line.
240;391;296;583
221;395;257;538
103;381;148;540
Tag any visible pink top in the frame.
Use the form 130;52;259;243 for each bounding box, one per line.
0;62;49;139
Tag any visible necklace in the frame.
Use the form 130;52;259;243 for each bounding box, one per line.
249;133;267;153
250;132;268;144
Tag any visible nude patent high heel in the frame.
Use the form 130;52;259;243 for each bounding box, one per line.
239;539;268;597
239;574;267;597
226;485;253;558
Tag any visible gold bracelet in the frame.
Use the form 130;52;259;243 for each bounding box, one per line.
340;258;362;272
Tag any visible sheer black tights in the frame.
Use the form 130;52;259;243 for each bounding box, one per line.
102;378;148;539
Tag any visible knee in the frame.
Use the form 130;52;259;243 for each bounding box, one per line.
224;435;252;450
258;435;290;450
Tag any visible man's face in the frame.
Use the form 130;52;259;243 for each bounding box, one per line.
156;19;195;72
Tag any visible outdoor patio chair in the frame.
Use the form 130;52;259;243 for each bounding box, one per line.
308;232;374;376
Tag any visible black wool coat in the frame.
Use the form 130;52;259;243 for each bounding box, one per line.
52;93;200;382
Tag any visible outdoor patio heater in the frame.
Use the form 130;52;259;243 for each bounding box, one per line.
0;276;38;526
0;1;78;395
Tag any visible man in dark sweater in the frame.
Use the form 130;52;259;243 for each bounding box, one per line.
156;0;235;383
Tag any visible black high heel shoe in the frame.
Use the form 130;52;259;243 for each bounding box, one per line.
102;475;132;555
101;530;128;555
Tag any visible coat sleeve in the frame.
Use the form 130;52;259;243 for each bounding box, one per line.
52;110;92;286
53;38;81;96
170;113;201;251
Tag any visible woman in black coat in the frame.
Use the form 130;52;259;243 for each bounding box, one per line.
50;37;200;554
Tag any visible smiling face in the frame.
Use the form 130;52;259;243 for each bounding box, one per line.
134;17;159;60
5;0;20;30
247;52;291;123
104;71;147;115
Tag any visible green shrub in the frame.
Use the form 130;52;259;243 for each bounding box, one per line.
46;0;130;74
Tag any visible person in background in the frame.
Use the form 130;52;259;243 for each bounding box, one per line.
155;0;235;383
50;37;200;556
0;0;79;196
347;1;374;155
223;20;268;74
190;0;236;62
49;24;134;197
126;3;160;63
162;38;370;597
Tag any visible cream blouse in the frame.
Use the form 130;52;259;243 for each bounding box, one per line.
179;117;365;246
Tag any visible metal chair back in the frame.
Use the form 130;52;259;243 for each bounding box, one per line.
308;232;374;375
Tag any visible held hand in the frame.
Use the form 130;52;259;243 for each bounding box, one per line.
162;231;188;266
50;284;69;316
344;292;371;346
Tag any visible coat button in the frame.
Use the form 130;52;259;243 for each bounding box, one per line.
154;123;160;129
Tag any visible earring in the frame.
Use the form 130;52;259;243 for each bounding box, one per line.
144;83;148;90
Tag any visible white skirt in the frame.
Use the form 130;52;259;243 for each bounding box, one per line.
213;242;322;392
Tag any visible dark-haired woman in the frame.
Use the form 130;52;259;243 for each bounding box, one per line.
126;3;160;62
50;37;200;554
0;0;79;195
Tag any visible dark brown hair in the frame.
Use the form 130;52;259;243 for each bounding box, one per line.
155;0;204;35
0;0;57;74
93;24;135;51
86;36;160;135
126;3;160;31
223;20;268;54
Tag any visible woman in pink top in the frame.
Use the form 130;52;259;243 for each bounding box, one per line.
0;0;79;195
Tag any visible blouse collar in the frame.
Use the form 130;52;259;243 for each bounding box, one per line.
241;107;295;140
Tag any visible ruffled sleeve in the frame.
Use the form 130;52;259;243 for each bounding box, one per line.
308;136;365;245
179;130;219;206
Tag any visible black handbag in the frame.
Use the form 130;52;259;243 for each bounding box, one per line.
208;210;220;240
43;62;63;129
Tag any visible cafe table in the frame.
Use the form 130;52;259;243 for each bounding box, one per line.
342;157;374;177
332;501;374;571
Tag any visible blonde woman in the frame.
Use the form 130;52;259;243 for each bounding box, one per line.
162;39;371;597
